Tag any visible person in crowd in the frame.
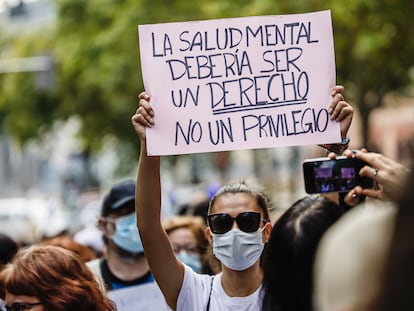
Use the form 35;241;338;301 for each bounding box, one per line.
40;234;97;263
177;183;221;226
74;199;105;258
0;234;18;271
313;195;397;311
261;196;346;311
373;162;414;310
131;84;353;310
0;233;18;311
163;215;214;274
87;180;154;291
0;245;115;311
313;151;411;311
261;148;401;311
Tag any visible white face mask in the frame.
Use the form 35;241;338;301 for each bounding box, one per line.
109;213;144;254
176;251;202;273
212;225;267;271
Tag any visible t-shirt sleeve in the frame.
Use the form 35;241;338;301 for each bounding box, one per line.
177;265;213;311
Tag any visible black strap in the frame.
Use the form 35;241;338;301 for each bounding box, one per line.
206;276;215;311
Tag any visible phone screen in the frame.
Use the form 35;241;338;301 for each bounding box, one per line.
302;156;374;194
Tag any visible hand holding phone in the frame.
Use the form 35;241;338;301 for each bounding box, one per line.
346;150;409;201
303;156;374;194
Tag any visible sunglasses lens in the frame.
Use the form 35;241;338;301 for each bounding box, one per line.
208;214;233;234
208;212;262;234
237;212;261;232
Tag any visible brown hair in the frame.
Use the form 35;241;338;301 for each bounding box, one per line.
163;215;209;255
163;215;215;274
208;182;271;221
0;245;115;311
40;235;97;262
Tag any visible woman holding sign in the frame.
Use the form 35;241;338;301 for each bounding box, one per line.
131;85;353;311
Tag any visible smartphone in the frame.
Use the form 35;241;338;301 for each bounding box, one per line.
302;156;374;194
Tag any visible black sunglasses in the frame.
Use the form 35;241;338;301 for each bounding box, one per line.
5;302;43;311
207;211;267;234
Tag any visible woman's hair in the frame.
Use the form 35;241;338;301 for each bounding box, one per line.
40;235;97;262
262;196;344;311
208;182;271;221
163;215;209;256
163;215;213;274
206;182;271;273
0;245;115;311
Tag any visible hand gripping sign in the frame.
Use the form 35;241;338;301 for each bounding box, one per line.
138;10;339;156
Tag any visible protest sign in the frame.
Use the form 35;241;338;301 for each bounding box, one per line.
138;10;340;155
108;282;170;311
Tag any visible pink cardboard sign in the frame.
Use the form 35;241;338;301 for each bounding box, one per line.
138;10;340;156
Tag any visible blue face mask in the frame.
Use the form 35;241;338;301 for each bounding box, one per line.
176;251;202;273
110;213;144;254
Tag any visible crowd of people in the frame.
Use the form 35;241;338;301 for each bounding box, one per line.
0;84;412;311
130;87;412;311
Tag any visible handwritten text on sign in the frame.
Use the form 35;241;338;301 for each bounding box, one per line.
138;10;340;155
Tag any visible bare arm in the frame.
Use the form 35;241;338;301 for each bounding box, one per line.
132;92;184;310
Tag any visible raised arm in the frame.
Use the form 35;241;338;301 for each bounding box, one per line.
319;85;354;154
132;92;184;310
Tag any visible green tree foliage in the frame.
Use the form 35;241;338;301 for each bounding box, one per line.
0;0;413;155
328;0;414;147
0;30;57;145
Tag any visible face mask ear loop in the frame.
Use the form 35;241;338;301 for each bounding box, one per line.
260;221;269;233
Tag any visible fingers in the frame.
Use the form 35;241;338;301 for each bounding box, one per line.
133;92;154;127
361;188;383;200
344;186;363;206
358;155;389;186
138;91;148;100
132;109;154;128
328;85;354;124
138;92;152;113
329;97;353;122
342;148;368;158
131;91;155;142
342;149;382;182
328;93;344;112
339;149;408;202
342;149;357;158
327;152;337;160
355;152;388;174
331;85;344;96
359;165;381;179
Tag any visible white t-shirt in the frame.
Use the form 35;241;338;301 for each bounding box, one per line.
177;265;263;311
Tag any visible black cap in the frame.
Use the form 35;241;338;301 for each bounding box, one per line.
101;180;136;217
